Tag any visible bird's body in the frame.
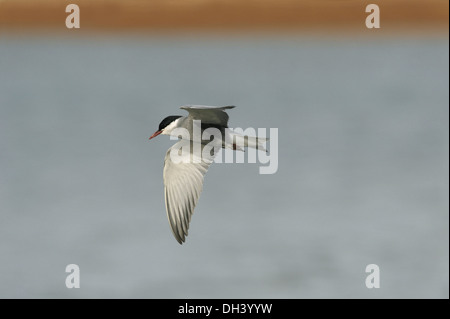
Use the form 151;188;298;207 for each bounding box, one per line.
150;105;267;244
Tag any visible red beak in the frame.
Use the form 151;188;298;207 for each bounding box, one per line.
149;130;162;140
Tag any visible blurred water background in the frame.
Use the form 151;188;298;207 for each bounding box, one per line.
0;34;448;298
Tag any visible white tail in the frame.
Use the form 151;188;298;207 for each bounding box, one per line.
226;130;269;152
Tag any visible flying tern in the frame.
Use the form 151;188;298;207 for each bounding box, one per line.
149;105;267;244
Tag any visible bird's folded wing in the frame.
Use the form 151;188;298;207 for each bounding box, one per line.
180;105;235;127
163;140;214;244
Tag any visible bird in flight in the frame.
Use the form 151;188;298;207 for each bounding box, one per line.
149;105;267;244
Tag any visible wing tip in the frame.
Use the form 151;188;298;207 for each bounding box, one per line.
180;105;236;110
176;236;185;245
169;222;187;244
175;229;187;245
169;219;188;245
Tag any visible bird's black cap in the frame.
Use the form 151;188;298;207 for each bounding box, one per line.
158;115;182;131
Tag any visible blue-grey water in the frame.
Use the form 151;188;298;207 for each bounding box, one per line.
0;34;448;298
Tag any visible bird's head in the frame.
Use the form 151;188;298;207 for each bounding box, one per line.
149;115;182;139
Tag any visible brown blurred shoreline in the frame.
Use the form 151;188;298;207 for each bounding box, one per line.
0;0;448;34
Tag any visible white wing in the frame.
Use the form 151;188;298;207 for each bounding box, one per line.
180;105;235;127
163;140;215;244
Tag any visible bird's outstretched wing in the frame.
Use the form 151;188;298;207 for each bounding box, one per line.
163;140;215;244
180;105;235;127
